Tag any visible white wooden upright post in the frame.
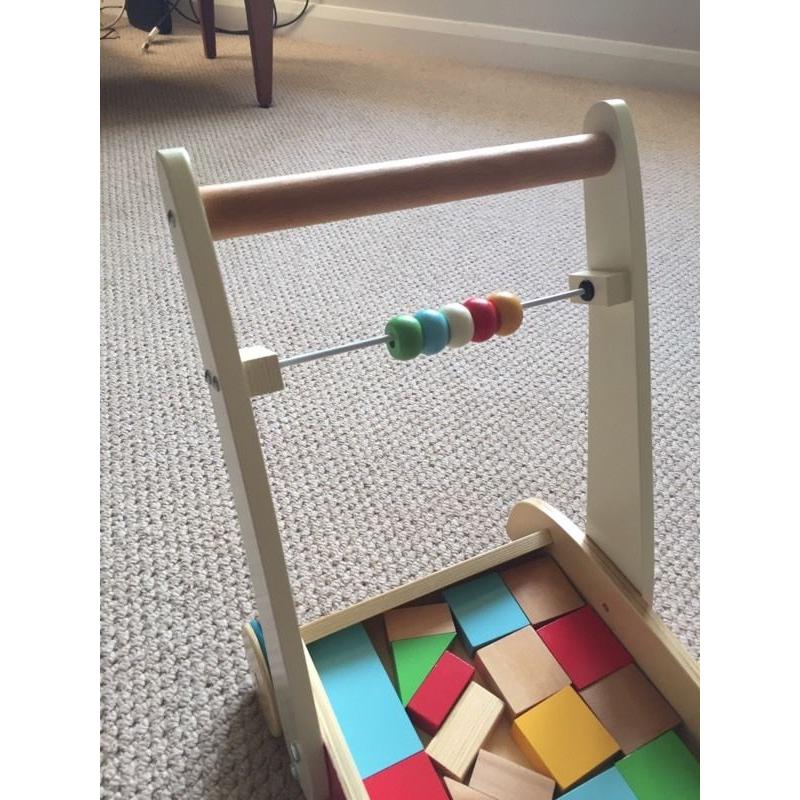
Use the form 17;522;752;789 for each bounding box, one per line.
156;149;328;799
581;100;655;601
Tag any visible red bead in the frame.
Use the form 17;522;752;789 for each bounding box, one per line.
463;297;498;342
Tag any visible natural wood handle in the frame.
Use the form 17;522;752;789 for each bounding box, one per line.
200;132;615;240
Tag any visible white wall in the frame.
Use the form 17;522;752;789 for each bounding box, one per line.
213;0;700;91
306;1;700;50
228;1;700;50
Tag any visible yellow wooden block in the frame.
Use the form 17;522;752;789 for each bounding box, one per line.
511;686;619;791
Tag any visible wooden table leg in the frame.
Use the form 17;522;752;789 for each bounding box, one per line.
196;0;217;59
243;0;274;107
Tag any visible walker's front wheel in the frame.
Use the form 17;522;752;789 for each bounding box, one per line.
242;618;282;738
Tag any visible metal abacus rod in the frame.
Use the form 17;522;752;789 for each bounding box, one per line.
278;286;587;369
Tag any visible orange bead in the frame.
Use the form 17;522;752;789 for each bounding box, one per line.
487;292;524;336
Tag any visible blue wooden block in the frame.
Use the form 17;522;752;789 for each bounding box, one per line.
561;769;638;799
308;623;422;779
442;572;528;654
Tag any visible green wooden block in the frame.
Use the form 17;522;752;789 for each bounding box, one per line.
392;632;455;705
616;731;699;800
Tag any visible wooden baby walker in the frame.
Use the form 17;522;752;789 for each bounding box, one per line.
158;99;700;800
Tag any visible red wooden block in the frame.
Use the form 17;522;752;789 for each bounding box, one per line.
537;605;633;690
407;651;475;735
364;752;449;800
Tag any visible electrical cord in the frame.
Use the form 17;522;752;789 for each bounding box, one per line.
100;2;127;39
178;1;310;35
274;0;310;29
142;0;184;50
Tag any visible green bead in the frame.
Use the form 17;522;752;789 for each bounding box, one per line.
385;314;424;360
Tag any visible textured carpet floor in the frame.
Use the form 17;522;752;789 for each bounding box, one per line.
100;20;699;800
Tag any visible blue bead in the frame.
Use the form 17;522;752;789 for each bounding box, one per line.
414;309;450;355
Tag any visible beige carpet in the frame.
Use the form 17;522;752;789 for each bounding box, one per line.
100;19;699;800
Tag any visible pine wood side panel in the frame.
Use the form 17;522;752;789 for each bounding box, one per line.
507;498;700;751
300;531;552;644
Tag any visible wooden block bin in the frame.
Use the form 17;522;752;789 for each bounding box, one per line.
157;99;700;799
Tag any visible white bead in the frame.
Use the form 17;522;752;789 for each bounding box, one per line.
441;303;474;348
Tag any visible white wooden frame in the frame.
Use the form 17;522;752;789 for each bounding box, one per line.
156;100;678;800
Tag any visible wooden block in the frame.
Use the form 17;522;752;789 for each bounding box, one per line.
426;682;503;781
239;345;284;396
442;777;493;800
469;749;555;800
474;626;570;716
482;718;531;770
384;603;455;642
407;651;475;734
363;752;449;800
444;641;531;769
308;624;422;779
501;556;584;625
443;572;528;654
363;615;397;689
579;664;681;754
537;605;633;689
560;768;637;799
615;732;699;800
511;686;619;791
392;632;455;705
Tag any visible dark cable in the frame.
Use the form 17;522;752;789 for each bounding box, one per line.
177;1;309;35
274;0;309;29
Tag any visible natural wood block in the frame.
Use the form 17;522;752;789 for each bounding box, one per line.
615;732;699;800
511;686;619;791
364;615;397;690
501;557;584;625
444;641;531;769
407;651;475;734
469;749;555;800
239;345;284;396
425;682;503;781
560;768;637;799
442;777;493;800
579;664;681;754
363;752;449;800
474;626;570;716
384;603;455;642
482;718;531;769
537;605;633;690
392;632;455;705
443;572;529;654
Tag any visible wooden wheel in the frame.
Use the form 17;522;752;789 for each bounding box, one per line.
243;619;282;738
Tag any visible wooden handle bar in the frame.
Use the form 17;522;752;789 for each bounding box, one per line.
199;132;614;240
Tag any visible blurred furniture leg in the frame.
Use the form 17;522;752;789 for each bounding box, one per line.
243;0;274;107
196;0;217;59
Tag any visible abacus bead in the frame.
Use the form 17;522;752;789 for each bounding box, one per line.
414;309;450;355
441;303;474;348
463;297;498;342
385;314;424;360
487;291;524;336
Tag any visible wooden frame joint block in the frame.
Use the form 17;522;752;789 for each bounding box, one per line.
240;346;284;396
568;269;631;306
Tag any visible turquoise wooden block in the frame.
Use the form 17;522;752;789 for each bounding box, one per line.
308;623;422;779
442;572;528;654
561;768;638;799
